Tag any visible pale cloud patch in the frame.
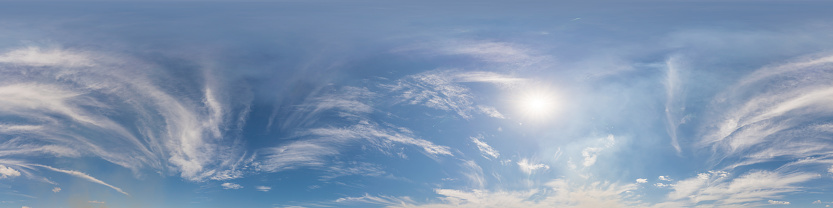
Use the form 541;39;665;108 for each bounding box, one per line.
388;179;639;208
0;47;95;67
658;176;673;181
35;164;129;195
768;200;790;205
257;121;451;173
52;187;61;193
221;182;242;190
636;178;647;184
702;54;833;171
581;134;616;167
517;158;549;174
471;136;499;159
255;186;271;192
386;70;524;119
666;170;817;206
0;47;253;182
0;165;21;179
335;193;414;205
88;201;105;204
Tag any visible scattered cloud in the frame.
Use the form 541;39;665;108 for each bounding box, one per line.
581;135;616;167
52;187;61;193
221;182;243;190
255;186;271;192
0;47;252;182
636;178;647;184
35;164;129;196
702;54;833;171
658;176;672;181
88;201;105;204
0;165;21;179
665;170;817;206
768;200;790;205
386;70;524;119
387;179;638;208
471;136;499;159
654;183;670;188
0;47;95;67
813;200;822;204
335;193;414;205
517;158;549;174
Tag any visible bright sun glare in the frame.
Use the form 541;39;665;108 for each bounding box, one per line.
517;89;557;120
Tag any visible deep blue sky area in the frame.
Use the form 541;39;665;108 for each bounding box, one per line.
2;1;833;207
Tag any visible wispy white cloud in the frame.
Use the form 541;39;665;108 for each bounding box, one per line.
702;54;833;170
322;161;387;180
658;176;672;181
636;178;647;184
257;121;451;173
0;47;94;67
255;186;271;192
768;200;790;205
581;135;616;167
52;187;61;193
461;160;485;189
0;47;252;182
665;170;817;206
471;136;499;159
221;182;242;190
34;164;129;196
386;70;523;119
335;193;414;205
387;179;638;208
0;165;21;179
663;57;685;153
517;158;549;174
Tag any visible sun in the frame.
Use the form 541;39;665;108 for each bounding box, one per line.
516;89;557;120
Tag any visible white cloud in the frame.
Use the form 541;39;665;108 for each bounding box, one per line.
0;165;21;179
636;178;647;183
0;47;252;182
581;135;616;167
813;200;822;204
255;186;271;192
471;136;499;159
386;70;524;119
658;176;672;181
0;47;95;67
517;158;549;174
387;179;638;208
88;200;105;204
322;161;386;180
35;164;129;195
666;170;817;206
52;187;61;193
654;183;670;188
461;160;485;189
702;54;833;171
221;182;243;190
258;121;452;173
768;200;790;205
335;193;414;205
663;56;685;153
476;105;505;119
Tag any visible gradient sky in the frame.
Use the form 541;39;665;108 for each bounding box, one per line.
2;1;833;207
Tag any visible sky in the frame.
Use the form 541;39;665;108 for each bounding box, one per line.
1;1;833;207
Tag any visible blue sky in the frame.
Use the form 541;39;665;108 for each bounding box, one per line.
2;1;833;207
